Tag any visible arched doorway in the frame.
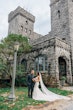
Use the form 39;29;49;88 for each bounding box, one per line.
58;57;66;80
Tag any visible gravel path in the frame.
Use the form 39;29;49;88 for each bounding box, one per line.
22;86;73;110
22;98;73;110
62;100;73;110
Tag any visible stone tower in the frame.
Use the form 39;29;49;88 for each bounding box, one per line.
50;0;70;42
50;0;73;71
8;6;35;40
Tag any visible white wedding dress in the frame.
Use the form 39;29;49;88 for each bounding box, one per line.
32;73;70;101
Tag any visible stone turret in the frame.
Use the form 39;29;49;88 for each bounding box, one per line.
50;0;70;43
50;0;73;72
8;6;35;39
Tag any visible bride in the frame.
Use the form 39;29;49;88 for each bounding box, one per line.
32;72;70;101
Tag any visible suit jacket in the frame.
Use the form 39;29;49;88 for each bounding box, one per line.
27;73;35;87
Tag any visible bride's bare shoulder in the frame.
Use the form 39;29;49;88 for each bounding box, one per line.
34;76;40;82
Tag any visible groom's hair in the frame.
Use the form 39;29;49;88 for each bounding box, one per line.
30;68;34;72
30;69;34;74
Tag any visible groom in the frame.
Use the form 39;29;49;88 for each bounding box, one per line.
27;69;35;98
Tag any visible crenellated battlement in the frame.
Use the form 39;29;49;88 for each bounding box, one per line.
8;6;35;23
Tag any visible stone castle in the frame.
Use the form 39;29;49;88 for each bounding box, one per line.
8;0;73;85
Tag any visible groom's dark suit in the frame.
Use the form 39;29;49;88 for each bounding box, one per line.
27;73;35;98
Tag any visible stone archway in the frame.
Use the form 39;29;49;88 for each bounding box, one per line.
58;57;67;81
57;56;72;85
21;59;27;72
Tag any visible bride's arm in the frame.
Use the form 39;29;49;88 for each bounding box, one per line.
33;76;40;82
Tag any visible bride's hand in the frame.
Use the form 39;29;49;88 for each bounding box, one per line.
32;78;36;82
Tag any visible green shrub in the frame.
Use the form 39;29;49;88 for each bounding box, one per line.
0;79;11;87
15;75;27;87
61;76;66;80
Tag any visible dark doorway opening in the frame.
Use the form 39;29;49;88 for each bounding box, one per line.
58;57;66;80
21;59;27;72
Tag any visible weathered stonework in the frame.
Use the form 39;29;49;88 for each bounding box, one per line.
18;37;72;85
8;0;73;85
8;6;41;40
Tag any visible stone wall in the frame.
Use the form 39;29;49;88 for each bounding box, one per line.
50;0;70;44
68;0;73;72
19;37;72;85
55;38;72;84
50;0;73;75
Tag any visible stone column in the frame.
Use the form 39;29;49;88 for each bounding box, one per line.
55;57;60;85
66;58;72;85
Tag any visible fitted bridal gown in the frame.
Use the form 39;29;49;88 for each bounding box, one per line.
32;73;70;101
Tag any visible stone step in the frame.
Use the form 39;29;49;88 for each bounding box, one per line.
64;83;70;87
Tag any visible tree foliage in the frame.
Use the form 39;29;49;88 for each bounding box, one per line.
0;34;32;78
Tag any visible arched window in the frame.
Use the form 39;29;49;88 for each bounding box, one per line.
21;59;27;72
58;10;60;18
26;20;28;24
25;28;27;33
35;55;48;72
21;25;23;31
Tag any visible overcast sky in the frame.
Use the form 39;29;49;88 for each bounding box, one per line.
0;0;51;40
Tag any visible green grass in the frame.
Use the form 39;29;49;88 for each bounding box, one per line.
0;87;73;110
48;87;73;96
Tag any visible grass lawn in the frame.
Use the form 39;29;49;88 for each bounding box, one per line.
0;87;73;110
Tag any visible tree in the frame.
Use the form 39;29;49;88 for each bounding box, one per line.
0;34;32;78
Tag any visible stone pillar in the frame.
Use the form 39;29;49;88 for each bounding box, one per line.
55;57;60;85
66;58;72;85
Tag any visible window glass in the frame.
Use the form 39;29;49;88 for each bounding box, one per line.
35;56;48;71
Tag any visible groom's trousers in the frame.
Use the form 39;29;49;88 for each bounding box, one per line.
28;85;34;98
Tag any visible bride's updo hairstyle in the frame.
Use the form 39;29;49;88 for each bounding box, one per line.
37;72;40;76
